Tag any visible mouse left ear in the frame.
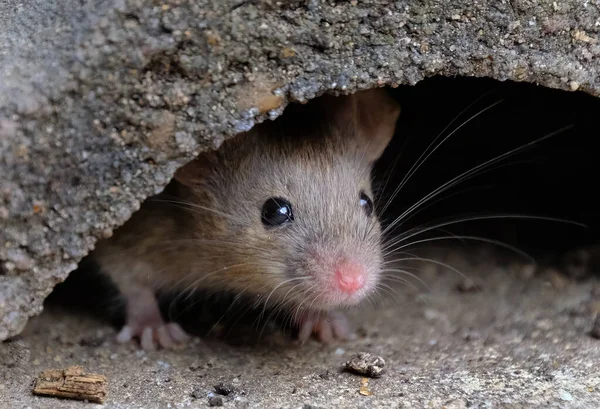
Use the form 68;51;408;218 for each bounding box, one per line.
348;88;401;163
173;154;214;187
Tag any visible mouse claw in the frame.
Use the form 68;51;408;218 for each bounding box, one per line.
116;325;134;344
166;323;191;343
118;324;191;351
316;318;333;344
297;310;354;344
298;314;317;344
141;327;156;351
331;313;357;341
156;326;174;349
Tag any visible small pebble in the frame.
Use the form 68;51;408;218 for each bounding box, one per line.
344;352;385;378
356;327;369;338
157;360;170;369
334;347;345;356
234;397;250;408
78;333;105;347
208;396;224;407
190;388;203;399
559;389;574;401
443;398;469;409
318;370;331;380
214;383;235;396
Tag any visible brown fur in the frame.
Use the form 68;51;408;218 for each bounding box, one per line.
92;88;401;318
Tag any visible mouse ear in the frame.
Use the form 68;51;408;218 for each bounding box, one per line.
173;155;213;187
311;88;400;162
346;88;401;163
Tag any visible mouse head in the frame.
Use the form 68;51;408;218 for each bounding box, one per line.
174;88;400;313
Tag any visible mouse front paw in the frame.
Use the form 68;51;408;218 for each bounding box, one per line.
116;288;191;351
297;310;356;344
116;322;190;351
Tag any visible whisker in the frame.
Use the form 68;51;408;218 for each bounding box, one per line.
378;274;422;293
381;99;504;216
259;283;306;338
382;157;537;232
382;124;575;236
150;198;248;225
386;234;535;263
383;213;584;253
380;268;431;291
258;277;309;325
385;256;471;282
382;91;504;212
375;283;403;302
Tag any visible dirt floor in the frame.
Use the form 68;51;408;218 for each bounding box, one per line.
2;247;599;409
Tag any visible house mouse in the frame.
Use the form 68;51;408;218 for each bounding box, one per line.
90;88;401;350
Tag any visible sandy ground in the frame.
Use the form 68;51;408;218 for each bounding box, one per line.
1;247;599;409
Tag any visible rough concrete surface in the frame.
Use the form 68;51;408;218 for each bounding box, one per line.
2;247;599;408
1;0;600;341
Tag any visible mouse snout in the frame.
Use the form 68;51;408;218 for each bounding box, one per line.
298;245;379;308
334;261;367;294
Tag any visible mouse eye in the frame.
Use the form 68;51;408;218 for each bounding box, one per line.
261;197;294;227
359;191;373;217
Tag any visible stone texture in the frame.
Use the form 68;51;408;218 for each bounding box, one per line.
1;0;599;340
3;248;600;408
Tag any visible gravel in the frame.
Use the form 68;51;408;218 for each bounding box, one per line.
1;0;599;343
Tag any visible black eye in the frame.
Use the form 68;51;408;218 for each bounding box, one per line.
261;197;294;227
359;191;373;217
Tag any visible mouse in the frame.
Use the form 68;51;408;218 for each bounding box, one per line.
89;87;401;350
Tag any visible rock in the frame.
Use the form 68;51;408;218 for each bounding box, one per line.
214;382;236;396
344;352;385;378
208;395;224;407
1;0;600;340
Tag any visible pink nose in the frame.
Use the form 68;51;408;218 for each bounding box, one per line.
334;261;367;294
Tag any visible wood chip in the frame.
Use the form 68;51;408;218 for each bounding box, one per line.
358;387;372;396
32;366;107;404
358;377;372;396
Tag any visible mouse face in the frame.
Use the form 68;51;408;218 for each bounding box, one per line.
257;152;383;310
173;88;400;314
210;140;382;311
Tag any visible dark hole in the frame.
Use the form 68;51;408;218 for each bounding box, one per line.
376;76;600;260
50;76;600;342
45;257;125;328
